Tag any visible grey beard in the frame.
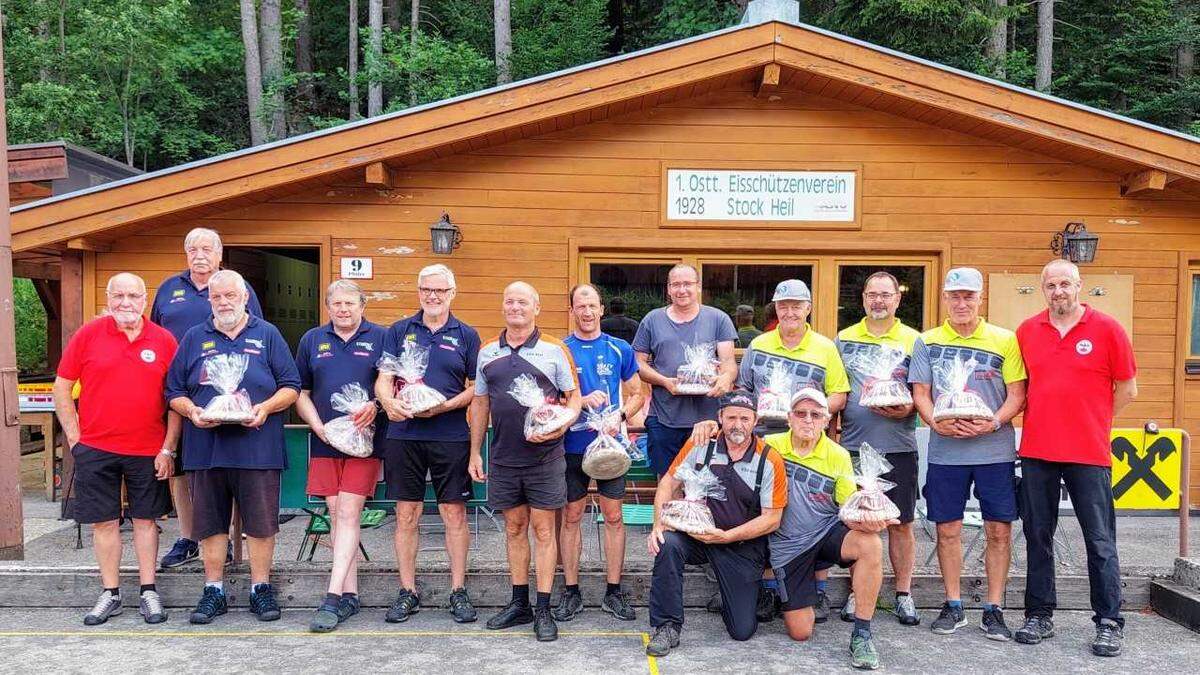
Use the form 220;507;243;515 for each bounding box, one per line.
215;310;245;331
726;429;748;445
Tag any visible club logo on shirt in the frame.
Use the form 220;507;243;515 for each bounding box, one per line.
1076;339;1093;356
140;349;156;363
201;340;216;351
442;335;460;347
596;362;614;377
245;338;265;349
354;341;374;352
172;289;186;297
318;342;331;352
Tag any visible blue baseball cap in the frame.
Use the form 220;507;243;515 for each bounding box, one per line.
772;279;812;302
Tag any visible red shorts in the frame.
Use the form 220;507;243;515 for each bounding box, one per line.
307;457;382;497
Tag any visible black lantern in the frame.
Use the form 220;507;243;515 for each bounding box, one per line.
430;213;462;255
1050;222;1099;264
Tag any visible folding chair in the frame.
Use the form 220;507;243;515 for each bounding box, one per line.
296;507;388;562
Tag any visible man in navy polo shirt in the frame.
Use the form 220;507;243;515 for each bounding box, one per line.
376;264;481;625
152;227;263;570
166;270;300;625
294;280;388;633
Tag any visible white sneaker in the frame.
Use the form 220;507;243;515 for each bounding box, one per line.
894;593;920;625
139;590;168;624
84;590;122;626
841;592;856;622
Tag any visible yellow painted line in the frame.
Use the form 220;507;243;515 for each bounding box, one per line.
642;632;659;675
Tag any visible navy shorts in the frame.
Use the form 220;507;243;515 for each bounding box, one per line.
644;417;692;477
924;461;1018;524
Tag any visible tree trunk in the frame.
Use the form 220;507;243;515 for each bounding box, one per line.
36;20;51;83
293;0;315;132
349;0;361;120
239;0;268;146
1035;0;1053;92
1178;2;1195;127
368;0;384;116
387;0;402;32
607;0;624;54
985;0;1007;79
259;0;287;140
494;0;512;85
409;0;420;106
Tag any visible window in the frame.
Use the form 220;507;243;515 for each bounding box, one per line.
588;260;677;323
1190;271;1200;359
837;264;928;331
701;263;815;347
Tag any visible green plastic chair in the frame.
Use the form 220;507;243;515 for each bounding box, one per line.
298;507;388;562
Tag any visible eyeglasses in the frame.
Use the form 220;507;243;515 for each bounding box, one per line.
789;410;827;421
418;287;453;297
107;292;146;302
864;292;897;301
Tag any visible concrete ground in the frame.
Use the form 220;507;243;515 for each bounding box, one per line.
0;607;1194;674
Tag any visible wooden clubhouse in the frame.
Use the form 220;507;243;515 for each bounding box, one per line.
9;15;1200;505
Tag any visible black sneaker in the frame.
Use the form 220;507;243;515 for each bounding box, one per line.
486;599;534;630
139;590;168;624
385;588;420;623
981;607;1012;641
336;595;360;622
160;538;199;569
310;602;340;633
756;585;780;622
533;606;558;642
249;584;281;621
1015;615;1055;644
1092;619;1123;657
601;590;636;621
814;590;831;623
646;623;680;657
551;587;583;622
189;586;227;624
930;602;967;634
448;587;478;623
705;591;723;614
83;590;123;626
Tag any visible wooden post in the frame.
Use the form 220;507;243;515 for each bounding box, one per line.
56;250;83;517
0;33;26;559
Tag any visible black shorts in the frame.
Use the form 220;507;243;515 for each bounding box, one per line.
487;456;567;511
188;468;281;540
779;523;852;612
564;453;626;503
384;439;473;503
66;443;171;524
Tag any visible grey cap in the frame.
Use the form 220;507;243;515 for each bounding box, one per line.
735;304;755;315
943;267;984;293
772;279;812;302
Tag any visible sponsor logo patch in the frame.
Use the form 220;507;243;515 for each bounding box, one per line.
318;342;331;352
140;349;156;363
243;348;261;355
354;341;374;352
245;338;265;349
1076;339;1093;355
172;289;186;297
201;340;216;350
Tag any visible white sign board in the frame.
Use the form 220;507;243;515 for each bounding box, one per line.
340;257;373;280
666;169;856;222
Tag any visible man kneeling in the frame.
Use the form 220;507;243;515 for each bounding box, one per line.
645;391;786;656
767;388;892;670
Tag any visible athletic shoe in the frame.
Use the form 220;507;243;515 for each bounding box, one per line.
930;602;967;634
385;588;420;623
1015;615;1055;645
601;591;636;621
83;590;122;626
249;584;281;621
160;538;199;569
841;592;857;622
705;591;723;614
756;585;780;622
189;586;227;624
850;631;881;670
814;590;831;623
139;590;167;624
981;607;1012;641
310;602;340;633
646;623;680;657
533;606;558;642
551;587;583;622
894;594;920;626
1092;619;1123;657
486;599;533;630
448;587;478;624
337;595;360;622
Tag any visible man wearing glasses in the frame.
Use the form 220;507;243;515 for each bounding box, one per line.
377;264;482;624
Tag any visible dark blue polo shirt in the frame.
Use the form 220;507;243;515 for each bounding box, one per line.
151;269;264;342
296;320;389;459
166;315;301;470
383;311;481;442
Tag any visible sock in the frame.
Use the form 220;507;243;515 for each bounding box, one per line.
252;582;271;596
536;591;551;609
983;602;999;612
606;582;621;596
948;599;963;610
324;592;341;607
760;579;779;590
104;587;120;598
140;584;156;595
854;617;872;636
512;584;530;605
896;591;910;598
205;581;224;593
566;584;580;595
816;579;828;593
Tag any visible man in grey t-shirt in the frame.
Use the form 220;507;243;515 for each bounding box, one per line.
632;264;737;476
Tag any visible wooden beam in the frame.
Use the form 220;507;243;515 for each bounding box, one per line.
12;259;58;280
364;161;394;188
8;181;53;205
65;237;110;252
757;63;781;99
1121;169;1170;196
56;251;83;510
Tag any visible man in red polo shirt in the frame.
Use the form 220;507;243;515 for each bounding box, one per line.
1014;259;1137;657
54;272;181;627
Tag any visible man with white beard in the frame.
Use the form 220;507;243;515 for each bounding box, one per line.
55;273;181;625
166;270;300;625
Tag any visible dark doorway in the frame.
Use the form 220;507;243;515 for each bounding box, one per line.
224;246;320;352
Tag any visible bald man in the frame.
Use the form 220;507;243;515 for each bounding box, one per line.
55;273;181;626
470;281;581;642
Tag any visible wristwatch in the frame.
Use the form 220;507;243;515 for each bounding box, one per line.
373;399;385;413
620;410;628;422
159;448;177;458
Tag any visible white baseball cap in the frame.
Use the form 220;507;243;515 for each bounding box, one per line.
772;279;812;302
943;267;984;293
789;387;829;414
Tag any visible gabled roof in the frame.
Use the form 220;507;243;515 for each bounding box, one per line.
11;18;1200;253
